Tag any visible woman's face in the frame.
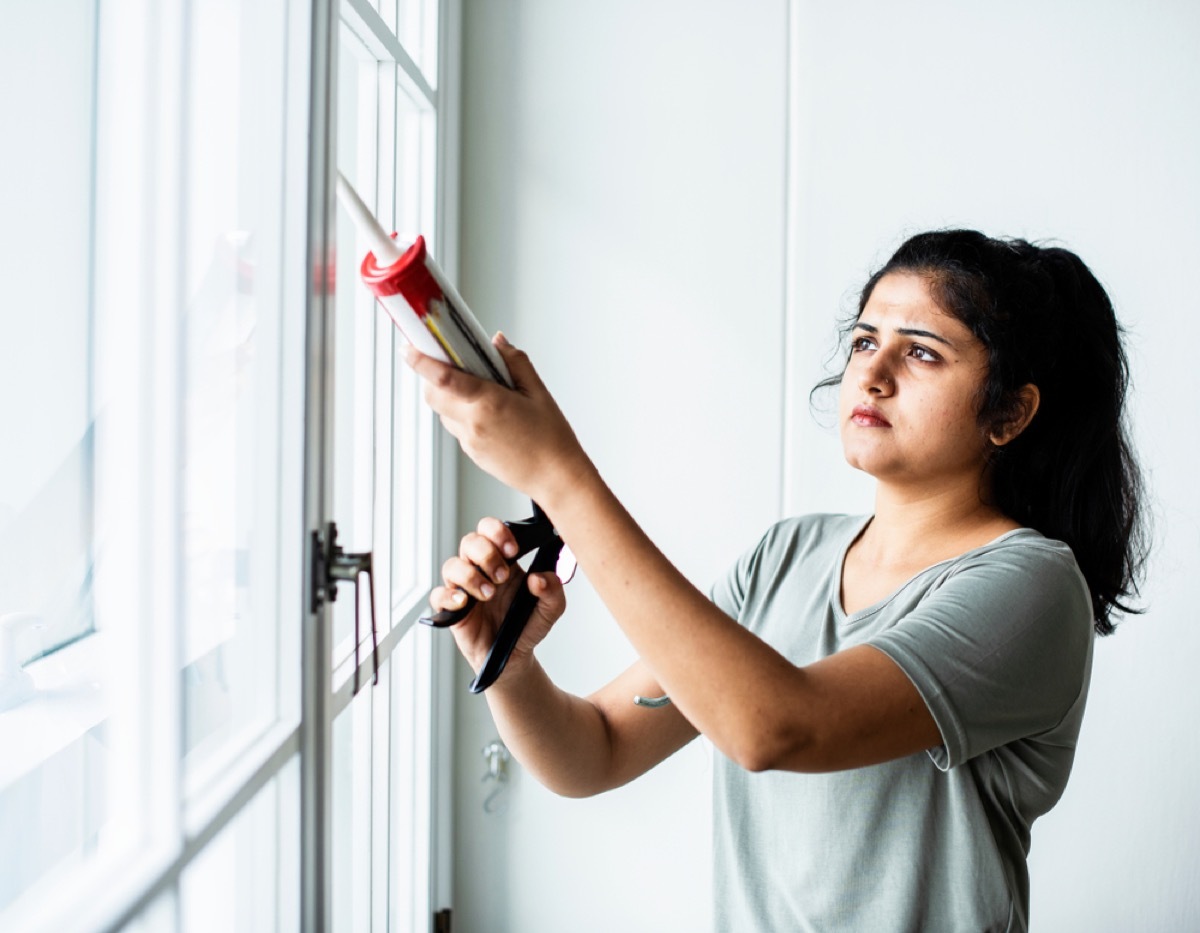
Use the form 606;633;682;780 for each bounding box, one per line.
838;272;993;486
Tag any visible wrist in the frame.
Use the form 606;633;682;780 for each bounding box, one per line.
533;449;601;519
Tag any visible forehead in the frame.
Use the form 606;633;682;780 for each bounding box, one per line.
860;272;977;344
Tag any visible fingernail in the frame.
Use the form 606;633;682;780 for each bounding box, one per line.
401;343;418;366
503;541;518;558
495;566;508;583
450;589;466;605
481;582;495;598
495;331;511;348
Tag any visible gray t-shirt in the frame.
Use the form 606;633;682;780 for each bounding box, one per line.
708;513;1094;933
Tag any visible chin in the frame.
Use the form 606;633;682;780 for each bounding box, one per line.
842;446;899;480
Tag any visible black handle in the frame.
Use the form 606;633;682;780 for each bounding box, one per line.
418;508;552;629
468;537;563;693
420;594;476;628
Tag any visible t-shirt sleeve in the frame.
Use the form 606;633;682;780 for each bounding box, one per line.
708;520;798;622
708;534;761;621
869;543;1094;770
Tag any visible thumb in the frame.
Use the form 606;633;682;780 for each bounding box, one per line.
526;571;567;623
492;332;545;395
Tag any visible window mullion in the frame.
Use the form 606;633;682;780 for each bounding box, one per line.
300;0;339;931
372;53;399;933
342;0;437;108
146;0;187;868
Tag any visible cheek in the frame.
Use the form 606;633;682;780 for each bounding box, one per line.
837;378;853;416
921;395;990;461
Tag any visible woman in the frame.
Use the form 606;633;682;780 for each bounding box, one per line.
405;230;1146;931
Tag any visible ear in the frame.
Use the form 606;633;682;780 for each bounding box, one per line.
990;383;1041;446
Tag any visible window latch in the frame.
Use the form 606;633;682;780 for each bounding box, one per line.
312;522;378;692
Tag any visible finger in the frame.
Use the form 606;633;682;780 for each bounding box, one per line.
458;532;512;586
476;516;520;559
442;555;503;601
491;332;547;396
402;344;487;407
527;571;567;618
429;584;469;612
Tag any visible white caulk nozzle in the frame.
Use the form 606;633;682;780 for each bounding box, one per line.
335;170;405;266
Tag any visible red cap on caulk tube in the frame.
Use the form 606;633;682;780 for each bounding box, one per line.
335;172;512;387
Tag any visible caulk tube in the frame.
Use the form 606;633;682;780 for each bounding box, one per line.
335;172;512;388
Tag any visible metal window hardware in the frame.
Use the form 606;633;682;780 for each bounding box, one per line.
311;521;378;692
480;739;511;814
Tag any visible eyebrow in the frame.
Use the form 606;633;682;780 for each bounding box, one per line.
853;321;957;350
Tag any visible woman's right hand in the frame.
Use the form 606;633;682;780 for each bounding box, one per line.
428;516;568;679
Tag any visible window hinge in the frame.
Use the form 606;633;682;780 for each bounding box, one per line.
311;521;379;691
433;908;452;933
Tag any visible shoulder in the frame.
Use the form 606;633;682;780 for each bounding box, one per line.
942;527;1091;616
913;527;1095;668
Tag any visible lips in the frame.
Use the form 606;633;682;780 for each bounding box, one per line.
851;405;891;427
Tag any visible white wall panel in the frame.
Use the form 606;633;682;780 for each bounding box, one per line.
456;1;1199;930
786;2;1200;930
455;2;788;931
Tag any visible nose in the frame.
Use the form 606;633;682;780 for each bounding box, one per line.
857;353;895;396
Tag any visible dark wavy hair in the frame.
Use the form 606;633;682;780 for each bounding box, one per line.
814;229;1148;635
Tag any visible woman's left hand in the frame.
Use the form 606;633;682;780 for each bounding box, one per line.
403;333;593;503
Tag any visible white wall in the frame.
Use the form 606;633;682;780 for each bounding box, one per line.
453;2;787;931
453;1;1200;931
785;2;1200;930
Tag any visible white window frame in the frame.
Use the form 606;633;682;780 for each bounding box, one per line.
1;0;461;930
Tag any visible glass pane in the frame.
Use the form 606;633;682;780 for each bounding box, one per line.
0;711;108;919
332;685;373;933
0;5;140;927
389;625;430;930
396;0;438;85
0;0;96;670
180;0;290;785
180;756;300;932
119;888;177;933
391;91;436;618
332;27;381;679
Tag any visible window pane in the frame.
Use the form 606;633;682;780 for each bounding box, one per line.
332;27;381;680
0;0;96;669
389;625;431;930
332;685;373;933
395;0;438;85
180;756;300;932
180;0;291;787
391;90;437;620
0;705;107;917
0;5;143;926
119;889;177;933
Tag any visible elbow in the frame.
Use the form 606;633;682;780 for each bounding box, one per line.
533;771;599;798
540;768;622;799
726;722;814;774
551;782;605;800
730;746;774;774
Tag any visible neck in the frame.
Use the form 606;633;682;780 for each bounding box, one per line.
861;475;1014;568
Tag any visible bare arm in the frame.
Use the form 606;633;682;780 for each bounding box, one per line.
432;521;697;797
539;471;939;773
483;657;698;797
413;338;941;774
